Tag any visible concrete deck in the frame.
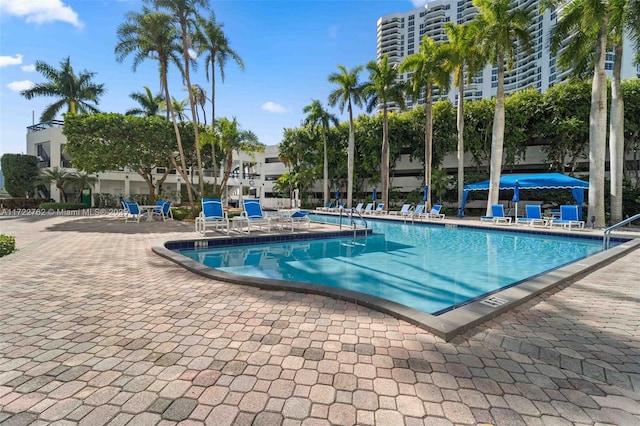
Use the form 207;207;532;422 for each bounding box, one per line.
1;214;638;425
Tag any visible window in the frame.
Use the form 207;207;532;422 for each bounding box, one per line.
264;157;281;164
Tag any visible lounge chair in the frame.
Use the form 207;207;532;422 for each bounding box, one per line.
427;204;445;219
410;204;426;220
196;198;229;235
316;202;333;211
389;204;413;216
361;203;374;214
241;199;274;232
480;204;512;224
353;203;364;213
372;203;386;215
550;205;585;230
152;200;173;221
516;205;546;227
279;209;311;231
122;200;147;223
328;202;345;212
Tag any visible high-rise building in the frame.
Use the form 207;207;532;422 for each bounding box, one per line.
377;0;639;107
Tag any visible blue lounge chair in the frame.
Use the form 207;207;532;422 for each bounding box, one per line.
372;203;386;215
122;200;147;223
427;204;445;219
279;209;311;231
516;205;546;227
410;204;426;221
328;202;345;212
480;204;512;224
241;199;274;232
550;205;585;230
316;202;333;211
152;200;173;221
196;198;229;235
390;204;413;217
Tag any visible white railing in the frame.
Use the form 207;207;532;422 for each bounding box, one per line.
603;213;640;250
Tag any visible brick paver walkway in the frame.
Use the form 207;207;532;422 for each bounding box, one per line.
1;215;638;425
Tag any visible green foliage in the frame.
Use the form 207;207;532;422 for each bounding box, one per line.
0;235;16;258
171;206;197;221
39;202;89;210
0;154;39;198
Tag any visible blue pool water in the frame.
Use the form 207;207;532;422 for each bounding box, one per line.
180;215;606;315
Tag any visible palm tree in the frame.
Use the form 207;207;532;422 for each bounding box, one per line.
190;84;207;125
302;100;339;206
37;167;72;203
328;64;366;209
161;97;190;121
364;55;406;210
215;117;264;201
115;8;195;207
543;0;612;227
67;171;98;203
441;22;484;215
472;0;532;216
20;56;105;122
400;37;450;210
149;0;208;199
197;12;245;124
126;86;164;117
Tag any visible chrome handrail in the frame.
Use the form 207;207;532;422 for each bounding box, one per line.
603;213;640;250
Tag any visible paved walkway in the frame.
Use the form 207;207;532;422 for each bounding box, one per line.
0;215;638;425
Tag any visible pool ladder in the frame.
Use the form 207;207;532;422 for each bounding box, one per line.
339;207;368;242
603;213;640;250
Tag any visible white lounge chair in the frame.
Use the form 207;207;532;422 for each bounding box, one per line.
389;204;413;217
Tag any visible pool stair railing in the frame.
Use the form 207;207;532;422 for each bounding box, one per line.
339;207;369;242
603;213;640;250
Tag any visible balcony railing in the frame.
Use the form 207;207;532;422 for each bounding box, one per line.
27;120;64;133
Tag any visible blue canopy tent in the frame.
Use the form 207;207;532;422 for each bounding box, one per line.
459;173;589;219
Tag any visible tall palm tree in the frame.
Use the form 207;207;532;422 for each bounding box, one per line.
190;84;207;125
115;8;195;207
126;86;164;117
441;22;484;215
328;64;366;209
161;97;191;121
472;0;532;216
400;37;450;210
302;100;339;206
67;171;98;203
543;0;610;227
215;117;264;200
21;56;105;122
148;0;208;199
364;55;406;210
197;12;245;192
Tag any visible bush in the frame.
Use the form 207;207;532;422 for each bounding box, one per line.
39;202;89;211
1;198;51;209
171;206;197;221
0;234;16;257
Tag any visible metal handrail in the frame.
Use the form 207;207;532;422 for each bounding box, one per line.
603;213;640;250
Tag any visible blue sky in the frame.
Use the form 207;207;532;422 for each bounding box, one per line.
0;0;426;158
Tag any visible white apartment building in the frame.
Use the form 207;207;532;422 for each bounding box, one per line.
377;0;639;106
26;120;291;209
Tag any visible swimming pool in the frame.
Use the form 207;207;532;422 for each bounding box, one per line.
179;214;609;315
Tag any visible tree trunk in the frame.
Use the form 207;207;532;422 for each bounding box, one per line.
381;107;390;211
457;69;465;217
487;53;506;216
588;18;608;228
323;129;329;205
425;83;434;211
347;100;354;209
609;42;624;224
211;58;218;189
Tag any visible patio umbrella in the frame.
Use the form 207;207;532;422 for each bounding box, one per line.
512;180;520;219
372;187;377;202
335;188;340;203
423;185;428;204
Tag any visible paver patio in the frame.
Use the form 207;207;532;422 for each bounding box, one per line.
0;214;638;425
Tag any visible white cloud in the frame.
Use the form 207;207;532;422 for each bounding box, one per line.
411;0;428;7
0;54;23;67
0;0;83;29
7;80;35;92
21;64;36;72
262;101;286;113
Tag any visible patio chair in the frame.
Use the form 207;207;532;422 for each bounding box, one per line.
480;204;512;224
122;200;147;223
550;205;585;230
353;202;364;213
389;204;413;217
196;198;229;235
152;200;173;221
516;205;546;227
427;204;445;219
279;209;311;231
241;199;274;232
372;203;386;215
361;203;374;214
316;202;333;211
410;204;426;220
328;202;345;212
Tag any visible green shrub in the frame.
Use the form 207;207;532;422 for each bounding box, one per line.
0;234;16;257
171;206;197;221
39;202;89;211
